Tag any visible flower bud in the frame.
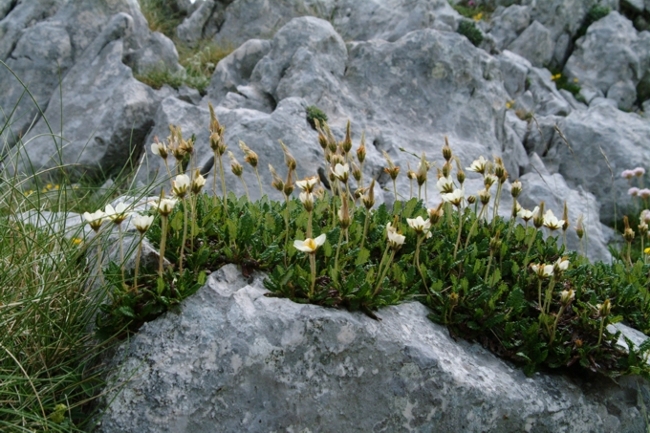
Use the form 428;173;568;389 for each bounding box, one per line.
623;216;635;242
442;161;452;178
449;292;459;307
467;195;477;205
269;164;284;192
239;141;258;168
283;169;295;196
338;193;351;229
280;141;297;171
352;162;362;182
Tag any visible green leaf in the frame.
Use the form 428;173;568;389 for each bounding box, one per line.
355;248;370;266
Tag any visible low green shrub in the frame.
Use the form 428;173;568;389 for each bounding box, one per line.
94;110;650;379
457;20;484;47
306;105;328;129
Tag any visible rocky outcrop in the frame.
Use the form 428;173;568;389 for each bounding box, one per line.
95;263;650;433
564;11;650;111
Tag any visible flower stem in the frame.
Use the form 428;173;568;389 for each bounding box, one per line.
334;229;344;280
484;251;494;283
309;253;317;299
159;216;168;278
179;200;188;274
360;209;371;251
453;207;464;260
414;235;431;295
597;317;606;346
373;249;396;297
133;234;143;292
254;167;263;198
549;305;565;345
119;224;125;288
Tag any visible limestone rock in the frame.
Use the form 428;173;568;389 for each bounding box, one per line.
0;20;73;144
95;264;649;433
564;12;646;99
13;13;160;180
607;80;638;111
507;20;554;68
206;39;271;104
0;0;65;61
487;5;531;50
543;104;650;224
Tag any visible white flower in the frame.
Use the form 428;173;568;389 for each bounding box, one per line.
467;156;488;174
156;197;177;216
436;176;455;194
641;209;650;224
299;191;315;211
629;187;640;197
560;289;575;305
331;163;350;182
133;214;154;234
543;210;564;231
105;202;130;225
191;172;207;194
83;210;106;231
517;206;539;222
553;257;570;273
407;216;432;237
294;233;326;253
296;176;319;192
441;188;464;207
172;174;190;198
151;141;168;159
386;223;406;248
483;174;498;189
531;263;553;278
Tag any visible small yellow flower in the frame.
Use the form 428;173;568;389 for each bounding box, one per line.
573;77;579;83
71;237;83;245
473;12;483;21
505;100;514;109
644;247;650;255
46;183;53;190
551;73;562;81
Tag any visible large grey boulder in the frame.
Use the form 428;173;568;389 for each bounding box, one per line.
12;13;160;180
0;20;73;145
543;104;650;224
564;12;647;109
507;20;554;68
95;263;649;433
0;0;65;61
487;4;531;50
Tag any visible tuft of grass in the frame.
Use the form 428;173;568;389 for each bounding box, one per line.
136;1;233;94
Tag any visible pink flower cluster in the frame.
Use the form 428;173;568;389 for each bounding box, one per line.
621;167;646;180
629;187;650;198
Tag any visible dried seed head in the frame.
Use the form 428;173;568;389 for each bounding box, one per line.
533;201;545;229
239;141;258;168
338;192;351;229
280;141;297;171
624;216;635;242
362;179;376;209
357;132;366;164
428;202;444;225
228;151;243;177
382;151;400;180
341;120;353;155
269;164;284;192
284;169;295;196
442;161;452;178
510;180;522;198
442;136;452;161
576;214;585;239
449;292;459;306
562;202;569;232
417;153;430;186
598;299;611;317
352;162;362;182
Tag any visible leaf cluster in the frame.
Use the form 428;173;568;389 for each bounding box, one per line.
457;20;484;47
